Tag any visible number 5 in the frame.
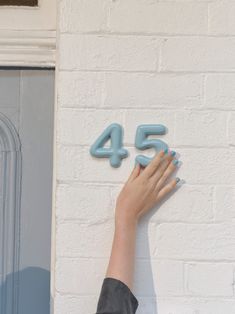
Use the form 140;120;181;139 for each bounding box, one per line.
135;124;168;167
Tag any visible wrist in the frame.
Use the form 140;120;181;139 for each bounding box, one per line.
115;210;138;230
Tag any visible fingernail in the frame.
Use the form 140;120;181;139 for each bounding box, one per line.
173;159;179;166
170;150;176;157
164;148;168;155
176;177;180;184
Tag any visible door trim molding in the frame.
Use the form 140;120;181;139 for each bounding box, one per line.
0;30;56;67
0;112;22;314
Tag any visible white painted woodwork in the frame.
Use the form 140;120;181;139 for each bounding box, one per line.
0;0;56;67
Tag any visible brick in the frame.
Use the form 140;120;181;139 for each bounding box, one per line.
214;186;235;222
57;108;124;145
108;1;207;35
135;221;156;259
58;146;235;185
175;148;235;185
55;0;235;310
157;297;235;314
80;146;136;183
56;145;84;181
55;257;107;294
154;223;235;260
60;0;108;33
209;2;235;35
57;144;133;183
112;184;213;223
160;0;214;2
58;72;203;110
123;109;175;146
59;34;159;71
228;113;235;145
57;71;105;108
56;221;114;258
103;73;203;109
134;259;184;296
56;183;113;221
205;74;235;110
175;111;228;147
54;295;235;314
54;294;98;314
161;37;235;72
152;185;213;223
186;263;234;296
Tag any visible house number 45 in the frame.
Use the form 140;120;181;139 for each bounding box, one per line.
90;123;168;168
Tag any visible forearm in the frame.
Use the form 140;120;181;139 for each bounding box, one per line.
105;152;179;291
105;217;137;291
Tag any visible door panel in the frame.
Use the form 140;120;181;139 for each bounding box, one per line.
0;69;54;314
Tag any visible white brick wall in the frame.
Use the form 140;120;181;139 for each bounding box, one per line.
54;0;235;313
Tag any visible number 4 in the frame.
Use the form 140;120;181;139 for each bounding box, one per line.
90;123;128;168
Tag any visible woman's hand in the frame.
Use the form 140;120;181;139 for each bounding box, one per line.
115;149;180;226
105;149;181;290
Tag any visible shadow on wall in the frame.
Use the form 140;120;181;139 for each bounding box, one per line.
135;185;181;314
136;217;158;314
0;267;51;314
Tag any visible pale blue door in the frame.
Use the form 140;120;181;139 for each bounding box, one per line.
0;69;54;314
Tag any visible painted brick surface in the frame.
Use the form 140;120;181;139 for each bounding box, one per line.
161;37;235;72
205;74;235;110
108;1;208;35
55;0;235;313
186;263;234;296
59;34;160;71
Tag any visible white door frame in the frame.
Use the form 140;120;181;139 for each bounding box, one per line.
0;2;57;312
0;0;56;67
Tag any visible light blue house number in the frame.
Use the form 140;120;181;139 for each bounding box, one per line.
90;123;128;168
90;123;168;168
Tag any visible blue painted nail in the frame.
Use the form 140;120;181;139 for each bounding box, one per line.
176;177;180;184
173;159;179;166
164;148;168;155
170;150;176;157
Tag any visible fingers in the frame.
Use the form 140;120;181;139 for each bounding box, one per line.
141;149;165;179
127;162;141;183
155;177;180;202
154;158;178;192
150;151;176;184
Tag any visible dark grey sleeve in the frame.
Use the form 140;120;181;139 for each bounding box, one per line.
95;277;139;314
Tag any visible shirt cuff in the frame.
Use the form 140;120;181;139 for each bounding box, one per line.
96;277;139;314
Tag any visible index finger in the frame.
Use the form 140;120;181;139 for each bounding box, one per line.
141;149;165;179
